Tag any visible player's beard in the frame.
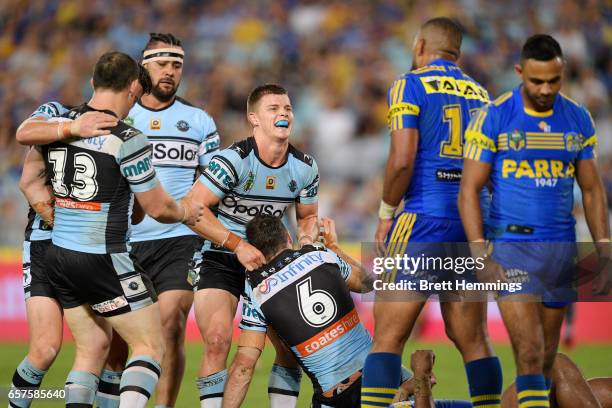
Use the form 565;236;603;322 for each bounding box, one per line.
524;87;555;111
151;81;178;103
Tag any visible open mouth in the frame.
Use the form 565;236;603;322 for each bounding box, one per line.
274;120;289;128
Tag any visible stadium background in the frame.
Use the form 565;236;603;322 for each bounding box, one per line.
0;0;610;406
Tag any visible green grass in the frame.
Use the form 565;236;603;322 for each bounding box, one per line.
0;341;610;407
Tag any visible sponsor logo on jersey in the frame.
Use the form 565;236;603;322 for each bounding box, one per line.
564;132;584;152
206;158;235;187
509;129;526;151
121;154;153;179
420;76;489;102
220;195;288;219
176;120;190;132
295;309;360;357
92;295;128;313
538;121;550;132
121;128;139;138
150;119;161;130
56;197;102;211
435;169;462;182
266;176;276;190
152;140;198;165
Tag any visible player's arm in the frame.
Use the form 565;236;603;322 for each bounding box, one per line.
16;111;118;145
187;179;265;271
576;159;610;242
19;147;54;226
296;202;318;246
410;350;436;408
223;329;266;408
320;217;373;292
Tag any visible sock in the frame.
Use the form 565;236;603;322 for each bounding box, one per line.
268;364;302;408
196;369;227;408
119;356;161;408
465;356;502;407
8;357;46;408
361;352;401;408
516;374;550;408
95;369;122;408
65;370;99;407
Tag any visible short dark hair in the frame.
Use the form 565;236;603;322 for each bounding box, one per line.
93;51;152;93
143;32;182;53
422;17;463;56
521;34;563;61
247;84;288;112
246;215;289;259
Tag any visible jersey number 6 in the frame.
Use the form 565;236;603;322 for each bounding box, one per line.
296;276;338;327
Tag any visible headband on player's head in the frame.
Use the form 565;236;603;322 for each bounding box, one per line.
142;47;184;64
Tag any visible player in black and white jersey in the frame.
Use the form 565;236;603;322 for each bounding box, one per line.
21;52;202;408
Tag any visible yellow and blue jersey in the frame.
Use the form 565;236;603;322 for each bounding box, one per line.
388;58;489;219
464;86;597;241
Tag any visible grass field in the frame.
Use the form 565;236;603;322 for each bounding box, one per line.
0;341;610;407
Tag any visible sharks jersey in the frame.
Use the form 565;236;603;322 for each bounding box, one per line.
128;97;220;242
239;245;371;393
24;101;71;242
198;136;319;252
464;87;597;241
43;104;159;254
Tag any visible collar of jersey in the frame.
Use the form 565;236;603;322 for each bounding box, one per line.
429;58;457;67
136;97;176;112
251;136;290;169
83;103;118;118
515;86;556;118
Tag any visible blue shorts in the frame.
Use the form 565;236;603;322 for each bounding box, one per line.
381;213;474;296
491;241;576;304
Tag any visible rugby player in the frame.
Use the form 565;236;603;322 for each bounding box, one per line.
30;51;202;408
99;32;221;408
459;34;610;407
185;84;320;407
224;215;408;408
363;18;501;407
9;103;118;408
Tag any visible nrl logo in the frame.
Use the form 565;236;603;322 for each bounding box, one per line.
123;116;134;126
243;171;255;192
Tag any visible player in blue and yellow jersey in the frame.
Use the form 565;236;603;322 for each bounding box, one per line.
107;33;220;408
185;84;320;407
363;17;503;408
459;35;611;408
9;102;119;408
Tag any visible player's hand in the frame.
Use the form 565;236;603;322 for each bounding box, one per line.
410;350;435;376
320;217;338;248
235;240;266;271
375;218;393;256
592;255;612;296
477;256;508;284
180;195;204;226
32;199;54;228
71;112;118;138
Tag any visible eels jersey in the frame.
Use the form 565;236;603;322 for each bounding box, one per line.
464;87;597;241
24;101;71;242
197;136;319;252
42;104;160;254
127;97;220;242
239;245;371;393
388;58;489;219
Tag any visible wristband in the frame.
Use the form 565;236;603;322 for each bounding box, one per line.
222;231;242;252
179;199;190;223
378;200;397;220
56;123;62;140
596;238;611;243
62;122;72;139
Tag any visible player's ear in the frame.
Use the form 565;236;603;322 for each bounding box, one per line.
415;38;426;57
128;79;139;95
514;63;523;78
247;111;259;128
89;78;94;91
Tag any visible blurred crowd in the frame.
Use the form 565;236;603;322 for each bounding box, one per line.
0;0;610;244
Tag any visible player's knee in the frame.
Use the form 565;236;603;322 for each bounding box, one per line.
371;334;406;354
204;330;232;357
515;342;544;370
78;334;111;362
28;342;61;369
161;310;188;346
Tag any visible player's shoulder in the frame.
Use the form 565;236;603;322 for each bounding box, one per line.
225;136;255;160
558;93;592;119
32;101;72;119
491;91;514;107
288;144;316;168
110;120;144;142
175;97;214;119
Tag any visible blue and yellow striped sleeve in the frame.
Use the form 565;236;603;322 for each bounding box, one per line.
577;108;597;161
387;76;422;131
464;106;497;163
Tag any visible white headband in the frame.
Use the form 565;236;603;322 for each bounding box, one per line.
142;47;184;64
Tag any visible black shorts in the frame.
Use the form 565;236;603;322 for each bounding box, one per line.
22;239;55;299
45;244;157;317
131;235;202;293
311;377;361;408
193;251;245;299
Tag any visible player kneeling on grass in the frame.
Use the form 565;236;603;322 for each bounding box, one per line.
223;215;413;408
